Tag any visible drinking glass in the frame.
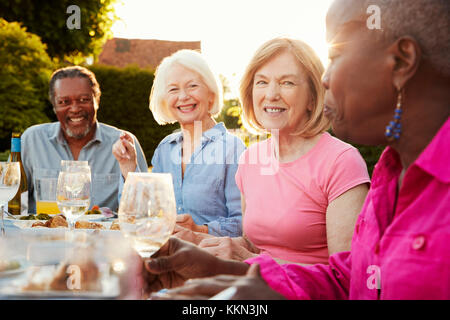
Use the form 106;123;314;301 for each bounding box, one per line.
0;162;20;236
35;177;59;215
118;172;177;258
56;170;91;230
60;160;89;172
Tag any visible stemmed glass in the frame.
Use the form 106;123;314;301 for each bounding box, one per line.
118;173;177;258
56;170;91;230
60;160;89;172
0;162;20;237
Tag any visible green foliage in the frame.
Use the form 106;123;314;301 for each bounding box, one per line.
0;0;117;63
351;144;385;177
328;129;384;177
89;64;179;163
0;150;10;161
215;98;242;129
0;18;54;150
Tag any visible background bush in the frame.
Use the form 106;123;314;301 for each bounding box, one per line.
89;64;179;163
0;18;54;151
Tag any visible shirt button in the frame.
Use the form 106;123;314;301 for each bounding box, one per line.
412;235;426;250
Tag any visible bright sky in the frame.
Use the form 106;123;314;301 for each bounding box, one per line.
111;0;334;98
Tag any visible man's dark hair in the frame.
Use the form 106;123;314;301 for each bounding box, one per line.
48;66;101;106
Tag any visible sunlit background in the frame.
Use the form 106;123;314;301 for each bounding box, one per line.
111;0;334;98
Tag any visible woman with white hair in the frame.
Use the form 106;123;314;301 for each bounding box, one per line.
113;49;245;239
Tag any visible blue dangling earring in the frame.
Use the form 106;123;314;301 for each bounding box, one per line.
385;90;403;141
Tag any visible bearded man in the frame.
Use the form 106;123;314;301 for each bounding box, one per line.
22;66;148;213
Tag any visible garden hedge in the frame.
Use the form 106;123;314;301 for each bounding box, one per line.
89;64;179;164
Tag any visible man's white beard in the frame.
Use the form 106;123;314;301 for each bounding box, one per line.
65;123;93;139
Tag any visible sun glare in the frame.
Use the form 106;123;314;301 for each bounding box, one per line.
112;0;334;98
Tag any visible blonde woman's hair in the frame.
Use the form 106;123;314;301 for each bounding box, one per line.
149;49;223;125
239;37;330;137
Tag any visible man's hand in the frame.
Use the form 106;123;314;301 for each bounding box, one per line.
150;264;286;300
112;131;137;179
143;237;249;293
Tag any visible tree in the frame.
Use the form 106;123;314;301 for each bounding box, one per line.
215;74;242;129
0;18;54;151
0;0;117;63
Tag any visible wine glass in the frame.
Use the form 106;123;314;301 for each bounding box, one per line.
0;162;20;237
56;170;91;230
118;172;177;258
60;160;89;172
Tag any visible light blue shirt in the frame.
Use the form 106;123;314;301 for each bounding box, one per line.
151;122;245;237
22;121;148;213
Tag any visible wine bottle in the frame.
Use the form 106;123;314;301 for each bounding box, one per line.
8;132;28;215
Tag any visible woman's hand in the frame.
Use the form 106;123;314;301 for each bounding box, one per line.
112;131;137;179
176;214;208;233
172;224;213;245
150;264;285;300
198;237;258;261
143;237;249;293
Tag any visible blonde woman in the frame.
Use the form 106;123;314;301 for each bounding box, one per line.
113;50;245;239
199;38;370;265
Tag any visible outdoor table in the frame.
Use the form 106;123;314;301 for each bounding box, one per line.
0;215;143;300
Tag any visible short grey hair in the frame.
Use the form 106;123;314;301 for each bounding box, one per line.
48;66;101;107
349;0;450;76
149;49;223;125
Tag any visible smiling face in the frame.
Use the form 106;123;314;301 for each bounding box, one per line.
53;77;98;140
164;64;215;126
322;0;397;145
252;50;312;135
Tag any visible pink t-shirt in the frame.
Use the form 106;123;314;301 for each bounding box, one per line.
236;132;370;264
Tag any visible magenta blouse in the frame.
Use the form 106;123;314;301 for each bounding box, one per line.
246;117;450;299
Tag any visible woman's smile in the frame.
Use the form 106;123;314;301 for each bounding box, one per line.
177;103;197;113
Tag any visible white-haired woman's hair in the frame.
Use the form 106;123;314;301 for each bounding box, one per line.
149;49;223;125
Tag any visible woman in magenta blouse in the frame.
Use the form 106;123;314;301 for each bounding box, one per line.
142;0;450;300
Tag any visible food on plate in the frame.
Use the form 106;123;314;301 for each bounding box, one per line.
20;213;52;221
85;205;101;215
49;260;101;292
46;215;68;228
110;220;120;230
31;221;47;228
22;247;102;292
29;214;67;228
28;214;118;231
0;259;21;272
75;221;105;230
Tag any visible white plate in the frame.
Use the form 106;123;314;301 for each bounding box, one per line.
5;213;105;222
0;259;28;278
77;214;104;222
0;265;120;299
2;212;29;221
14;220;116;230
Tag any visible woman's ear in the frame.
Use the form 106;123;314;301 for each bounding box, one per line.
208;92;215;112
388;36;422;90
